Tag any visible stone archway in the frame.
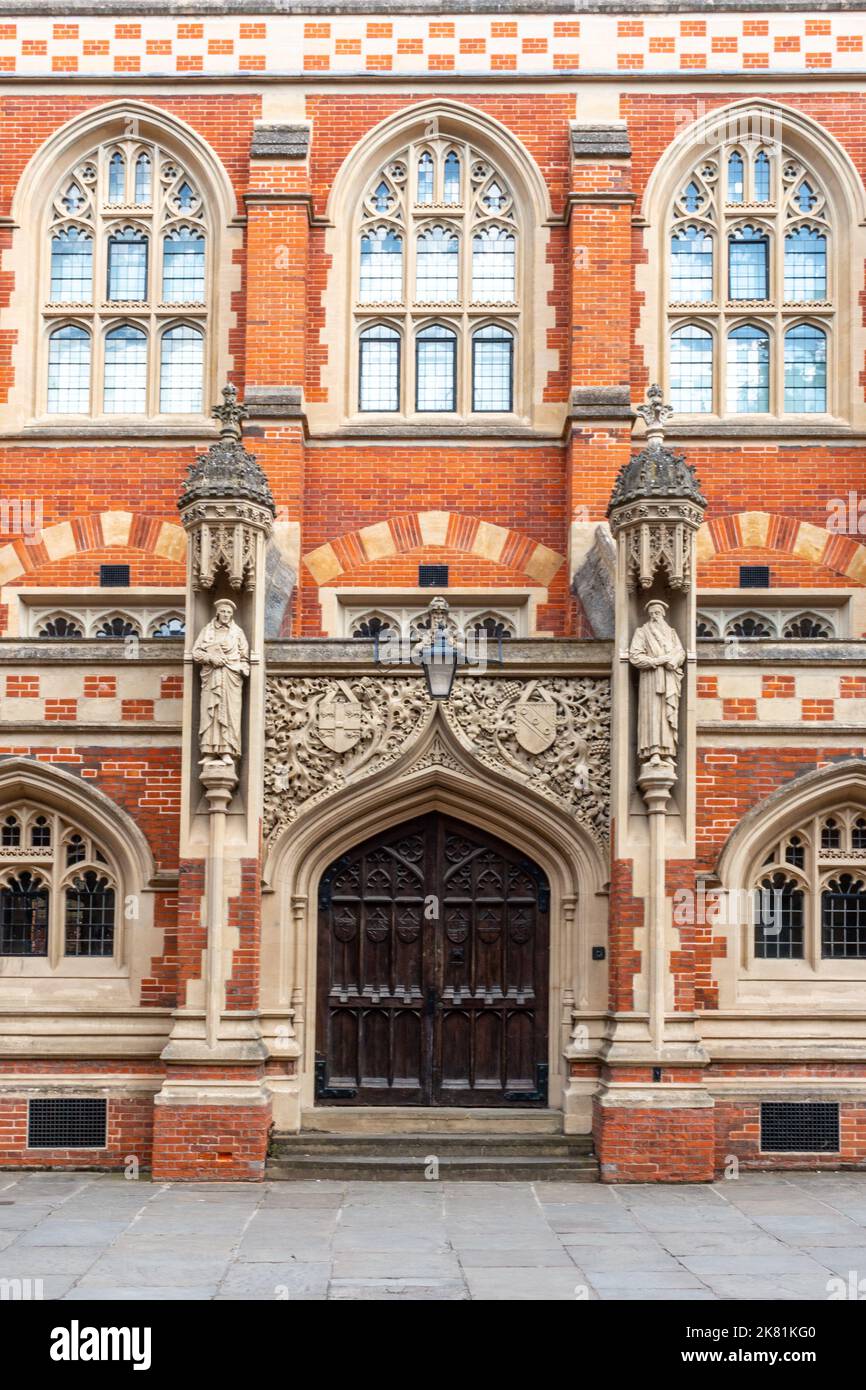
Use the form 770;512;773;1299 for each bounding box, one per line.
260;716;608;1133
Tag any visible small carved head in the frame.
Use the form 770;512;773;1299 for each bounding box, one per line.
214;599;237;624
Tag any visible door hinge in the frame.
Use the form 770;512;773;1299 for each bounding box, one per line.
504;1062;549;1104
314;1055;357;1101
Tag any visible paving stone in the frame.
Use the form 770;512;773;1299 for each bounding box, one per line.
13;1219;133;1247
332;1252;460;1279
462;1266;593;1300
216;1261;330;1300
328;1278;468;1300
0;1244;105;1276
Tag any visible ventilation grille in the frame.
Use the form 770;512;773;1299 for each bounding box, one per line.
760;1101;840;1153
739;565;770;589
27;1098;107;1149
419;564;449;588
99;564;130;588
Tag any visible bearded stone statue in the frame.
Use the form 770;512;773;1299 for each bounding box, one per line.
628;599;685;769
192;599;250;764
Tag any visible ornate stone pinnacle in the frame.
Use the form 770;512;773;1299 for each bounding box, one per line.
212;382;248;441
635;383;674;447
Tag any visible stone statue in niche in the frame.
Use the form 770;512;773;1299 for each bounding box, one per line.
193;599;250;764
628;599;685;770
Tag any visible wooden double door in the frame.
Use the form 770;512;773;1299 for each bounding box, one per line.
316;813;550;1106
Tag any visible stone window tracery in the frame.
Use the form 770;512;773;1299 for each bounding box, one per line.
44;134;207;418
752;806;866;965
695;605;838;640
355;137;519;417
668;138;831;416
0;805;119;963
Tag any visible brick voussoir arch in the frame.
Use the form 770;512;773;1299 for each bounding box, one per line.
697;510;866;585
0;511;186;584
302;511;565;587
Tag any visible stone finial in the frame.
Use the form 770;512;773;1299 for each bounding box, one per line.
212;383;248;442
178;385;276;516
635;383;674;448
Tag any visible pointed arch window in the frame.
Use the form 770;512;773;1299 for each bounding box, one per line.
667;134;834;417
104;325;146;414
0;804;120;962
160;325;204;413
359;324;400;411
670;325;713;413
472;324;513;412
416;324;456;411
749;806;866;968
354;134;519;417
43;134;208;418
784;324;826;413
47;325;91;414
727;325;770;413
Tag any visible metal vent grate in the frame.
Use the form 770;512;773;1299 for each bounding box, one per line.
739;565;770;588
99;564;130;588
760;1101;839;1153
27;1098;107;1149
419;564;449;588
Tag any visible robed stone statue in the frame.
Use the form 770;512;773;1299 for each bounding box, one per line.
192;599;250;763
628;599;685;768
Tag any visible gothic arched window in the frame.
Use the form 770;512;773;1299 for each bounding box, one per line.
667;139;832;417
751;806;866;966
354;137;519;418
0;804;119;962
44;135;208;418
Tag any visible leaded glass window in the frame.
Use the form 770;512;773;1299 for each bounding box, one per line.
670;226;713;302
359;324;400;411
416;325;456;411
47;326;91;414
667;135;832;416
670;325;713;413
0;805;120;963
472;324;513;412
727;325;769;413
44;134;208;416
354;134;519;417
784;324;826;413
103;325;146;414
160;325;204;413
50;228;92;301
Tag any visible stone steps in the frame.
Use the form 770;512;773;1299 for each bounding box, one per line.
299;1106;564;1135
266;1130;599;1181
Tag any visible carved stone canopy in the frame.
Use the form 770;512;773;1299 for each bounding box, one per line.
607;384;706;516
178;384;276;517
607;385;707;591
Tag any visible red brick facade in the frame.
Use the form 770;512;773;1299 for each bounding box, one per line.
0;3;865;1182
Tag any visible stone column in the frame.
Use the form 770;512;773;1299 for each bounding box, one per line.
594;386;715;1182
151;386;276;1181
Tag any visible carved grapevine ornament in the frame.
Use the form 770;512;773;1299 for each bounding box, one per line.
263;673;611;847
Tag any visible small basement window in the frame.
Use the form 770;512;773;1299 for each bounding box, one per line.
27;1097;108;1149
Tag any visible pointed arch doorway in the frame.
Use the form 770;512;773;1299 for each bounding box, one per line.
315;812;550;1106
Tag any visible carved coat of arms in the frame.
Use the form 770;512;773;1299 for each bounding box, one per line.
317;687;363;753
515;695;557;754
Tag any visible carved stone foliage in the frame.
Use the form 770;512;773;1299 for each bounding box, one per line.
263;674;612;848
443;678;611;844
263;676;431;842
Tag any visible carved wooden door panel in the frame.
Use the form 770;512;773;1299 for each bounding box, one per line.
316;814;550;1106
